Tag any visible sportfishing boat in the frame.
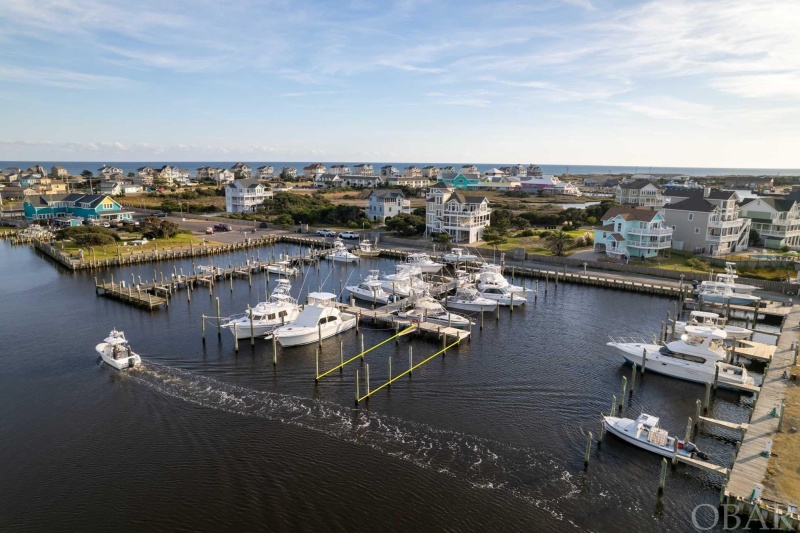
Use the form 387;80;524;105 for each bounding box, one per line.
353;239;380;257
478;285;527;306
266;259;299;277
607;325;755;390
442;247;479;262
406;252;444;273
442;287;497;312
718;262;759;293
475;263;528;294
603;413;708;460
95;329;142;370
272;292;357;347
399;294;471;329
695;283;760;306
346;270;396;305
222;279;301;339
674;310;752;340
381;264;428;297
325;239;359;263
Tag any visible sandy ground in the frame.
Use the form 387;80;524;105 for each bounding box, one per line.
765;381;800;505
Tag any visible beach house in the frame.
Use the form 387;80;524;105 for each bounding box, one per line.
23;193;133;222
225;179;272;213
366;189;411;223
425;182;491;243
593;206;672;260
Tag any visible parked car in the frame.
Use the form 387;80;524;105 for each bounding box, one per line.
316;229;336;237
205;227;214;234
153;212;168;218
339;231;359;239
259;222;270;229
213;223;232;232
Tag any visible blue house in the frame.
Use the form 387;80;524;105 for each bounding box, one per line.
439;173;481;190
593;206;673;260
23;194;133;222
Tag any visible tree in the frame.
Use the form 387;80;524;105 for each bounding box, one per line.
545;230;574;256
142;217;180;239
385;213;425;236
482;227;508;249
81;170;93;179
432;231;452;249
127;172;135;178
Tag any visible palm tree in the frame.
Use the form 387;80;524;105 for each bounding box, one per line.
545;230;574;256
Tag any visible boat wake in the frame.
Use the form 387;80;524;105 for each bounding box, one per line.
129;362;594;528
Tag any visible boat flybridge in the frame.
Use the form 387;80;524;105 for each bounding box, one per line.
325;239;359;263
476;263;529;295
674;310;752;340
272;292;357;347
354;239;380;257
95;329;141;370
478;284;527;307
222;279;301;339
603;413;708;460
406;252;444;273
346;270;397;305
380;264;429;297
442;247;479;262
607;325;755;390
399;294;471;329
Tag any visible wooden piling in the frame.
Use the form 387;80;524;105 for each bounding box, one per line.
611;394;617;415
360;334;365;362
641;347;647;374
684;417;692;443
249;306;255;346
584;431;593;468
408;346;413;378
620;376;627;411
272;335;277;366
659;458;668;494
388;357;392;388
216;297;221;333
201;314;205;340
315;348;319;382
704;381;712;412
695;400;702;431
671;438;679;466
234;324;239;352
630;364;637;392
340;341;344;374
355;368;360;406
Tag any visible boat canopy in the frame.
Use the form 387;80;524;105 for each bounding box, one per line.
292;306;331;328
636;414;659;428
690;311;721;319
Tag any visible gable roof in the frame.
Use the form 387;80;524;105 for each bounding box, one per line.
600;206;662;222
742;196;796;212
430;181;452;189
663;195;716;213
445;192;488;204
619;179;662;190
229;179;263;189
370;189;404;199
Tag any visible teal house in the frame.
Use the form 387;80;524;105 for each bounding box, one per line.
440;173;481;190
23;194;133;222
593;206;673;260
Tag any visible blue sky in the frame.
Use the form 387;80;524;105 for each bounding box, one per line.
0;0;798;167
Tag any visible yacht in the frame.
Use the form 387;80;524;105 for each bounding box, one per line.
381;264;428;297
407;252;444;273
354;239;380;257
478;285;527;306
272;292;358;347
603;413;708;459
399;294;471;329
695;282;760;306
266;259;298;277
346;270;396;305
95;329;141;370
674;310;752;340
443;287;498;312
222;279;301;339
607;325;755;390
476;263;528;294
325;239;359;263
442;247;478;262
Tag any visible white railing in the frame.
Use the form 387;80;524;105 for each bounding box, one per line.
626;227;672;236
626;240;672;249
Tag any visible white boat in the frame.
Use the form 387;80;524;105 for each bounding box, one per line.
695;283;760;306
197;264;224;278
407;252;444;273
95;329;142;370
719;262;759;293
354;239;380;257
478;285;527;306
325;239;359;263
607;325;755;390
399;294;471;329
381;264;428;297
443;287;497;312
603;413;708;460
476;263;528;295
273;292;358;347
442;247;479;262
674;310;752;340
346;270;397;305
222;279;301;339
266;260;299;277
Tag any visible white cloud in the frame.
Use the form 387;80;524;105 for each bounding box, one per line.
0;66;131;89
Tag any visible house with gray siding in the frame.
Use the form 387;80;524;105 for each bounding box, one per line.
661;189;749;256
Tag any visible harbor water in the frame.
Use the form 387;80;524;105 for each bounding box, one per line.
0;241;768;531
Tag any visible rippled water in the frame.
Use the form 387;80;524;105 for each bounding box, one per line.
0;241;769;531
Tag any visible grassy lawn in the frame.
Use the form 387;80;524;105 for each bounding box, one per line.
626;250;797;280
491;229;592;255
59;232;218;260
120;193;225;212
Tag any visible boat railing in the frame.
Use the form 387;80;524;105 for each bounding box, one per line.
608;335;650;345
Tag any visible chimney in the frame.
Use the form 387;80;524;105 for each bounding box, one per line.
703;187;711;198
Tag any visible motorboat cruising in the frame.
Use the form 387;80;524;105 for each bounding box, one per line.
95;329;141;370
442;247;478;263
607;325;755;390
380;264;428;297
603;413;708;460
325;239;359;263
222;279;301;339
353;239;380;257
406;252;444;273
399;294;471;329
694;282;760;306
478;285;527;307
266;259;299;277
443;287;497;312
475;263;528;295
674;310;752;340
272;292;357;347
346;270;397;305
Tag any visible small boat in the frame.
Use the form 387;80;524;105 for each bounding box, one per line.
719;262;759;293
406;252;444;273
442;247;479;262
95;329;141;370
197;265;225;279
607;325;755;390
603;413;708;460
325;238;359;263
353;239;381;257
694;283;760;306
443;287;498;312
266;259;299;277
399;294;471;329
476;263;528;294
272;292;358;347
346;270;397;305
674;310;752;340
478;285;527;306
222;279;301;339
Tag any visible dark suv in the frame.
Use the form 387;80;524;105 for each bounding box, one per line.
213;223;233;232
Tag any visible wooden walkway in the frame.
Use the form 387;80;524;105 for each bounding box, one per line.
724;304;800;516
96;282;168;309
733;339;776;363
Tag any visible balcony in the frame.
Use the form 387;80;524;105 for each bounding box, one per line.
626;240;672;250
626;227;672;237
708;216;743;228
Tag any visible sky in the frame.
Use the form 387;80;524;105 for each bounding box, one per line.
0;0;798;167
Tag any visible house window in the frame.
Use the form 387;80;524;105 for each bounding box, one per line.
671;226;676;231
688;213;694;221
694;227;700;234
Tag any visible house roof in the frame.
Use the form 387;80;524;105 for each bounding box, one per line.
610;233;625;242
664;195;716;213
430;181;452;189
370;189;405;199
742;196;796;212
619;179;662;190
445;192;487;204
229;179;263;189
600;206;662;222
257;165;273;170
667;189;737;201
304;163;325;170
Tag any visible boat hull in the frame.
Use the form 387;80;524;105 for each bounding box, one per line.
95;343;141;370
603;418;691;459
444;300;497;312
347;287;392;305
698;293;759;306
274;314;358;347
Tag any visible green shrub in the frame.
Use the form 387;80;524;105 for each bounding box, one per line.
274;213;294;225
686;258;710;271
517;229;535;238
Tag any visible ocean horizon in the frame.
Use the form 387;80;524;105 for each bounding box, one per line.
3;160;799;178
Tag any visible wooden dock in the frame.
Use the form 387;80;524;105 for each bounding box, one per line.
733;339;776;363
96;282;168;309
722;304;800;525
676;454;730;476
698;416;748;433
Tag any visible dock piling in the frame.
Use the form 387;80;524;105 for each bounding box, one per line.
408;346;413;378
704;381;712;412
620;376;627;412
201;314;206;340
216;297;221;334
684;417;692;443
249;306;255;346
584;431;593;469
630;364;637;392
272;336;277;366
388;357;392;388
234;324;239;352
641;347;647;374
611;394;617;416
340;341;344;374
659;458;668;494
695;400;702;431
